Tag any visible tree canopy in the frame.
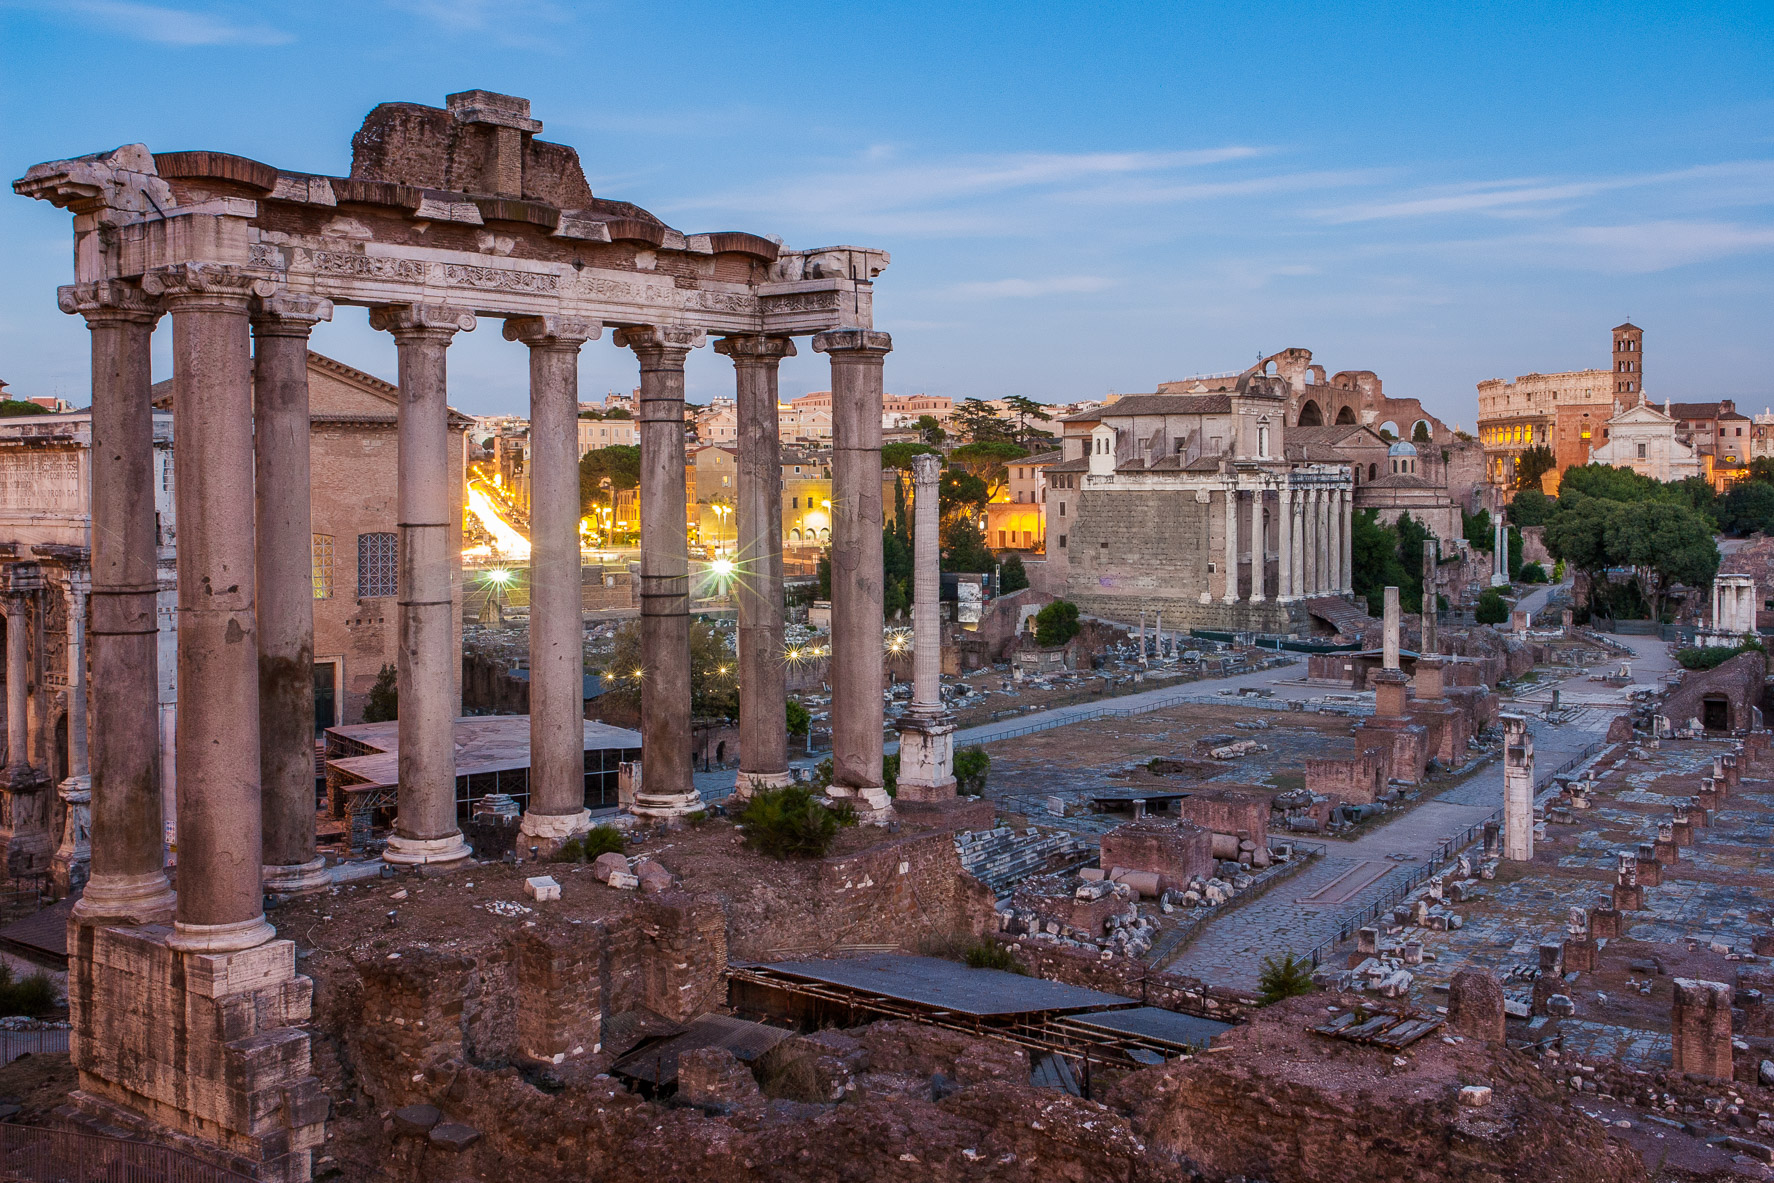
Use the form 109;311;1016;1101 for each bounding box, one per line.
1514;445;1557;492
1542;481;1720;622
579;445;640;515
603;620;737;719
948;440;1029;502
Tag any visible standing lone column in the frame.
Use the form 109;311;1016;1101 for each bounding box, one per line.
1382;586;1401;671
371;303;476;866
716;335;797;800
615;326;706;819
1248;486;1265;602
51;568;92;895
1502;713;1535;861
1421;539;1439;655
61;282;174;924
252;294;333;896
146;263;275;952
895;453;957;800
814;329;895;823
508;317;599;849
1277;483;1294;601
1222;485;1239;603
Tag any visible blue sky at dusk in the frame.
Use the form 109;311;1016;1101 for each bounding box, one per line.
1;0;1770;423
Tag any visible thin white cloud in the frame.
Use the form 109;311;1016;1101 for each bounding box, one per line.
33;0;293;45
943;276;1115;300
1318;160;1774;223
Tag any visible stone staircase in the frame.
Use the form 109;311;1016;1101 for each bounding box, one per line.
954;826;1093;897
1304;596;1373;638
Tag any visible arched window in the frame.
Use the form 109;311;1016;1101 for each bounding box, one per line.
1368;462;1377;481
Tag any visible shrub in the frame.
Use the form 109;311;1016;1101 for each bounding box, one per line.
1033;599;1080;647
953;746;990;795
0;964;57;1018
785;698;811;738
962;942;1025;974
734;785;855;859
882;752;899;797
362;663;398;723
1517;561;1548;584
1676;642;1763;671
1257;952;1315;1005
998;553;1030;593
555;824;627;862
1475;589;1509;625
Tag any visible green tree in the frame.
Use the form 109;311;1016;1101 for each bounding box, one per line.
1558;463;1667;504
1605;500;1719;623
881;441;941;471
952;398;1013;444
1507;525;1524;581
1034;599;1081;647
914;414;947;446
949;440;1029;503
816;547;832;600
578;444;641;516
0;400;48;418
603;620;738;719
939;470;990;518
883;527;913;618
1462;507;1494;553
1411;420;1432;444
953;747;991;795
786;698;811;738
1475;588;1509;625
1002;395;1056;449
734;785;854;859
998;553;1030;593
1513;444;1557;492
1351;509;1410;613
1506;488;1555;528
1257;952;1315;1005
1392;512;1431;612
1719;481;1774;535
1542;492;1623;584
363;663;398;722
941;515;996;573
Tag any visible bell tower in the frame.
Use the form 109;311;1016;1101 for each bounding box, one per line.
1613;322;1644;401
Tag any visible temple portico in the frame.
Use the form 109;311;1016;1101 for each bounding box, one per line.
16;90;892;1180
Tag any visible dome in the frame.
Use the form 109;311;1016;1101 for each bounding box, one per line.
1387;440;1418;457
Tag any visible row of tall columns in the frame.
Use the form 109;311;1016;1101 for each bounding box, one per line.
50;571;92;892
1219;484;1351;603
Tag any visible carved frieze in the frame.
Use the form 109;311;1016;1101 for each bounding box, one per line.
760;290;842;314
438;262;558;293
306;250;426;283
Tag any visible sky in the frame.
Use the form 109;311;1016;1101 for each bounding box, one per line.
1;0;1771;426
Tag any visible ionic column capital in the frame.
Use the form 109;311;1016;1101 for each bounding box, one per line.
368;302;477;340
503;315;600;350
909;451;941;484
813;328;892;358
613;324;706;363
141;262;275;311
250;292;334;335
58;281;160;324
714;334;798;365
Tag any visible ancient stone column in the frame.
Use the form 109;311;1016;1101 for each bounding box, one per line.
1317;487;1332;595
252;294;333;896
896;453;956;801
615;325;706;819
1446;970;1505;1041
1421;539;1439;655
1339;488;1353;593
147;263;275;952
1290;491;1305;599
1277;483;1294;601
507;317;599;849
1222;485;1239;603
1671;979;1734;1078
1502;712;1534;862
51;569;92;895
716;334;797;799
371;303;477;866
1248;486;1265;603
1302;488;1318;595
815;329;895;823
0;568;50;878
1382;586;1401;671
61;282;174;924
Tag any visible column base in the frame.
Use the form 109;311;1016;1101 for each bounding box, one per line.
826;785;895;825
383;832;473;867
897;713;956;803
165;914;278;954
518;808;592;856
262;857;331;897
72;870;176;926
729;770;794;804
0;764;53;879
629;790;706;821
67;924;324;1183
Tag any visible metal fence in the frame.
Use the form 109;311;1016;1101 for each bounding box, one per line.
0;1029;67;1068
0;1126;256;1183
1300;739;1609;969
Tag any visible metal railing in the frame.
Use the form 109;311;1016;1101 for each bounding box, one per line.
1300;739;1609;968
0;1029;67;1069
0;1126;256;1183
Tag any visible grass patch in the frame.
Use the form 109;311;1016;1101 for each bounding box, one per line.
554;824;627;863
962;942;1025;974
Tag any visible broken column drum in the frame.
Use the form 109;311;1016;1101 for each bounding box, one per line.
1502;713;1534;861
895;452;956;801
16;91;892;1179
1382;585;1400;670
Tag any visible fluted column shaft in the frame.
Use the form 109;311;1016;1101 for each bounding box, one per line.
374;303;475;865
1222;486;1238;603
1248;486;1265;603
1278;484;1294;600
153;266;273;951
1317;488;1332;594
253;296;332;894
1302;489;1318;595
910;453;942;707
617;326;704;816
815;329;893;814
1340;489;1353;592
3;594;27;774
717;335;796;795
64;286;173;923
509;317;598;842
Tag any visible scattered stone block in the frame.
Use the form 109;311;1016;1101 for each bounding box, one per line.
679;1047;763;1112
591;852;628;882
429;1122;482;1152
392;1104;441;1138
524;876;561;901
607;870;640;890
1448;970;1506;1042
1458;1085;1493;1107
1546;994;1575;1017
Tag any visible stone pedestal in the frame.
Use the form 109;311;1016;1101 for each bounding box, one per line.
1563;934;1598;973
1670;978;1734;1079
1613;881;1644;911
1590;902;1623;938
67;922;326;1182
1447;970;1506;1041
896;713;958;802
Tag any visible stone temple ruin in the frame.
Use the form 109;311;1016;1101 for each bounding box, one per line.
12;90;913;1179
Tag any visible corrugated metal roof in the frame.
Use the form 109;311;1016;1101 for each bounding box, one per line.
757;953;1133;1017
